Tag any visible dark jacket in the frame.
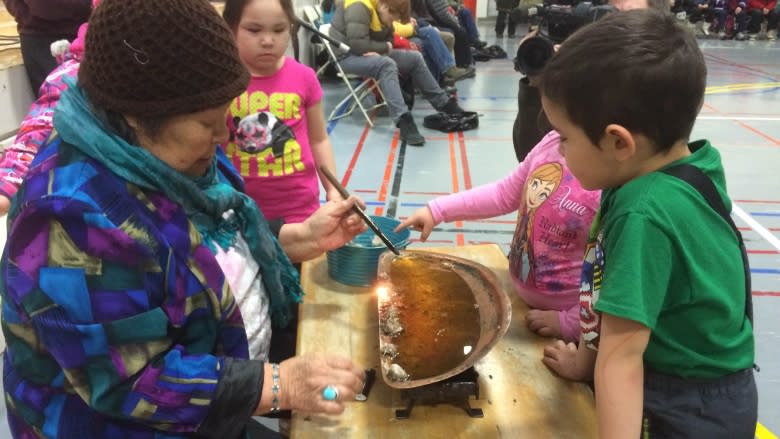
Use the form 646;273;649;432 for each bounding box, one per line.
412;0;460;30
329;0;393;55
2;0;91;36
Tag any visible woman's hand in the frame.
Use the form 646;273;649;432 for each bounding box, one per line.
278;355;365;414
395;206;436;241
304;195;367;252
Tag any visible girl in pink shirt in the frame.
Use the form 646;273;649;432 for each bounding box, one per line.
223;0;340;223
397;131;600;342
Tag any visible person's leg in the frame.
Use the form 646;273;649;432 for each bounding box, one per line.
388;49;451;109
748;9;763;35
457;8;481;43
19;34;70;97
438;29;455;53
496;11;507;36
338;54;408;121
735;9;749;34
767;8;779;39
450;27;474;67
415;26;455;80
507;10;518;37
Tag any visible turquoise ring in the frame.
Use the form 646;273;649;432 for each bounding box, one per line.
322;385;339;401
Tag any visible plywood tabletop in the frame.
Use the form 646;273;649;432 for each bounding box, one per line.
292;244;597;439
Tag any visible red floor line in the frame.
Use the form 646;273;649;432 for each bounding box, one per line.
748;250;779;255
703;52;780;82
374;132;400;216
739;227;780;231
734;121;780;147
753;291;780;297
340;114;374;188
353;189;377;194
734;199;780;204
458;131;473;190
448;132;465;246
702;103;780;147
410;239;454;244
426;136;513;142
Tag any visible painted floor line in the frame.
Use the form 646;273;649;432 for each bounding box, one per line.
756;421;778;439
734;204;780;253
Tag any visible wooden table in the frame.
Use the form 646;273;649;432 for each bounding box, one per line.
0;6;22;71
292;244;597;438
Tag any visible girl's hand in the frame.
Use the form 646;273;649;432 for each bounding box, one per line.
409;41;421;51
363;51;380;56
542;340;592;381
526;309;562;338
386;42;393;54
395;206;436;241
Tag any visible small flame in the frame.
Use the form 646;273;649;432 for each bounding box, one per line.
376;285;389;302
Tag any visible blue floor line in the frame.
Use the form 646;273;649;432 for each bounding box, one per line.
752;268;780;274
750;212;780;217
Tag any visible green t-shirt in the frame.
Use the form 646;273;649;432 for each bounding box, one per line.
591;140;754;378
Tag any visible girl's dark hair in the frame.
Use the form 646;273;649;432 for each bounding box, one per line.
223;0;298;34
540;9;706;152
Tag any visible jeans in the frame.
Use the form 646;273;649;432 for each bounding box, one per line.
435;25;473;66
410;25;455;80
457;8;481;42
339;49;450;120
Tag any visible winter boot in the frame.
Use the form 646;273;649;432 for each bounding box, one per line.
397;112;425;146
438;97;465;114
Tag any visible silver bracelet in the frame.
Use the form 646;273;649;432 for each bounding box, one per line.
270;363;281;413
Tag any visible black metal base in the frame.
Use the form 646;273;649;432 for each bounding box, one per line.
394;368;483;419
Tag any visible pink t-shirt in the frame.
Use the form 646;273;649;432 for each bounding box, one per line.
429;131;601;342
225;57;323;223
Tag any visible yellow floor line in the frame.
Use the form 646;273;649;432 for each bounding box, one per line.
706;82;780;94
757;422;779;439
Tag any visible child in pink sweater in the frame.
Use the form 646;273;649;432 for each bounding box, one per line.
397;131;600;341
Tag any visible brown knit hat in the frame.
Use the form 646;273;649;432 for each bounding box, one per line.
79;0;249;117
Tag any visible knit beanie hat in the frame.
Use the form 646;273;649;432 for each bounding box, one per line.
79;0;249;118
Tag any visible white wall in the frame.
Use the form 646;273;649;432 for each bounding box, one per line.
0;64;33;140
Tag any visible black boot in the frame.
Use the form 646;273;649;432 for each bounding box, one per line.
397;113;425;146
438;97;465;114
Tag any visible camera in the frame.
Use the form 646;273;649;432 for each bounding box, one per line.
511;1;615;75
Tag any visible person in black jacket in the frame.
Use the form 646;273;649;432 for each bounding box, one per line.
411;0;474;67
2;0;91;96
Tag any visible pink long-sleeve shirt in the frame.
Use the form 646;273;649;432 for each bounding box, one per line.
429;131;600;341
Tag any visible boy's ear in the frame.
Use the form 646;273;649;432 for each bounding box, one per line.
601;124;636;163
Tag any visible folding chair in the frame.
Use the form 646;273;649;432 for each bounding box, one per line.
317;23;386;127
301;6;332;77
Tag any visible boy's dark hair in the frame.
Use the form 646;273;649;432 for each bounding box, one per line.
540;9;706;152
223;0;297;33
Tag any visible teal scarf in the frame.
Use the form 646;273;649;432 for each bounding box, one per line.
53;80;302;328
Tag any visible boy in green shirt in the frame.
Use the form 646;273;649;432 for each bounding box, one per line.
539;9;757;438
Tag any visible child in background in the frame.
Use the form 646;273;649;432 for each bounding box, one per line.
396;130;600;343
540;10;756;437
0;0;101;216
223;0;340;224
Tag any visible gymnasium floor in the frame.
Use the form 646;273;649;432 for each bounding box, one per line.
319;22;780;437
0;19;778;438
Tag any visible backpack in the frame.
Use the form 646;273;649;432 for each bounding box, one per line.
423;111;479;132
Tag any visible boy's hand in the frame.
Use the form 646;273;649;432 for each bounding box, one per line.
526;309;562;338
395;206;436;241
542;340;593;381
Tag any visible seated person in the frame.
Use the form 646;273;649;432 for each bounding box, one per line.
1;0;367;437
411;0;474;67
393;17;474;84
329;0;468;146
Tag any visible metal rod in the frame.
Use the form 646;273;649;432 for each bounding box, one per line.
319;166;400;255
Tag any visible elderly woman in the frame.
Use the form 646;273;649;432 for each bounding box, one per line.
0;0;366;437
